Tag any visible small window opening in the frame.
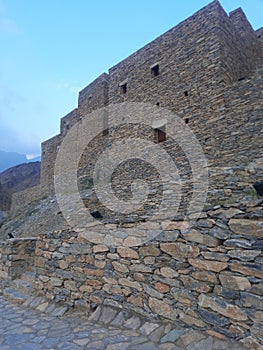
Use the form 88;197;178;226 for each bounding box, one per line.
120;83;127;94
184;91;188;97
156;102;160;107
91;211;103;219
102;128;109;136
154;127;166;143
238;77;245;81
185;118;189;124
151;64;159;77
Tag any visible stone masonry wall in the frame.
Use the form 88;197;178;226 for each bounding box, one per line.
34;199;263;345
10;1;263;211
0;238;37;279
11;184;41;213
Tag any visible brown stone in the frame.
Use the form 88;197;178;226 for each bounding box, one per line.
118;278;142;291
112;261;129;273
192;270;218;283
205;330;225;340
94;260;106;269
79;285;93;293
198;294;248;321
182;229;221;247
129;264;152;273
155;282;170;293
179;311;206;328
93;245;109;253
117;247;139;259
228;249;261;261
188;258;228;272
127;295;143;307
148;297;177;320
201;251;229;262
160;242;199;259
144;257;155;264
219;272;251;291
59;260;69;269
139;245;160;257
172;290;192;305
162;220;190;231
86;279;102;287
230;262;263;279
180;275;212;293
229;219;263;238
159;267;179;278
84;268;103;277
64;280;78;291
50;277;63;287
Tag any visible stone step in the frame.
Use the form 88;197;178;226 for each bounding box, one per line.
3;287;28;304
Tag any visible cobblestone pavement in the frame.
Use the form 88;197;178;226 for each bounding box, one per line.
0;295;247;350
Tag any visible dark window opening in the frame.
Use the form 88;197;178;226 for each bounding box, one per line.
120;83;127;94
184;91;188;97
253;181;263;196
103;128;109;136
238;77;245;81
156;102;160;107
91;211;103;219
154;127;166;143
185;118;189;124
151;64;159;77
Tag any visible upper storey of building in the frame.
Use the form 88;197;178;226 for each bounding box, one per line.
60;0;261;133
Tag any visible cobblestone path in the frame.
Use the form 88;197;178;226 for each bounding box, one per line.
0;295;246;349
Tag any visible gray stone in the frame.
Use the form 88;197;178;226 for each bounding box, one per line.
160;329;185;343
99;306;118;324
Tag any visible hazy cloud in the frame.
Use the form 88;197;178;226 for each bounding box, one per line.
0;17;21;34
55;80;82;94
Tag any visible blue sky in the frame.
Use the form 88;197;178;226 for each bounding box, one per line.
0;0;262;158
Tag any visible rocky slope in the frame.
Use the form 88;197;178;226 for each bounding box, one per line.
0;162;40;211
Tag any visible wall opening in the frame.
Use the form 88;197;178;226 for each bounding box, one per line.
185;118;189;124
151;64;159;77
154;127;166;143
120;83;127;94
184;91;188;97
156;102;160;107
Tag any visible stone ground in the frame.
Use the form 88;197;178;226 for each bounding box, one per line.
0;294;247;350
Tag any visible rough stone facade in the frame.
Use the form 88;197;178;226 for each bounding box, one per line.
4;1;263;347
0;238;37;280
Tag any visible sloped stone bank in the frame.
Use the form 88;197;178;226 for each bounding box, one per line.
33;200;263;347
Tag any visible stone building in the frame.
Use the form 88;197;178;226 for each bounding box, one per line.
4;1;263;347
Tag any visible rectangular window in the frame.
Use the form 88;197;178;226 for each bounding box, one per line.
151;64;159;77
154;127;166;143
120;83;127;94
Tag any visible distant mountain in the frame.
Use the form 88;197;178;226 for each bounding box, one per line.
0;162;41;211
0;150;41;173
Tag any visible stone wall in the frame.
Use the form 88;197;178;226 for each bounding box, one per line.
10;1;263;211
11;184;41;213
0;238;37;279
34;199;263;345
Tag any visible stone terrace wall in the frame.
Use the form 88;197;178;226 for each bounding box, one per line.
34;199;263;345
0;238;37;279
11;184;41;213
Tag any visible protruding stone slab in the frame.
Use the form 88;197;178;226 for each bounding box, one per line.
160;243;199;258
183;229;221;247
229;219;263;238
198;294;248;321
219;273;251;291
188;258;227;272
